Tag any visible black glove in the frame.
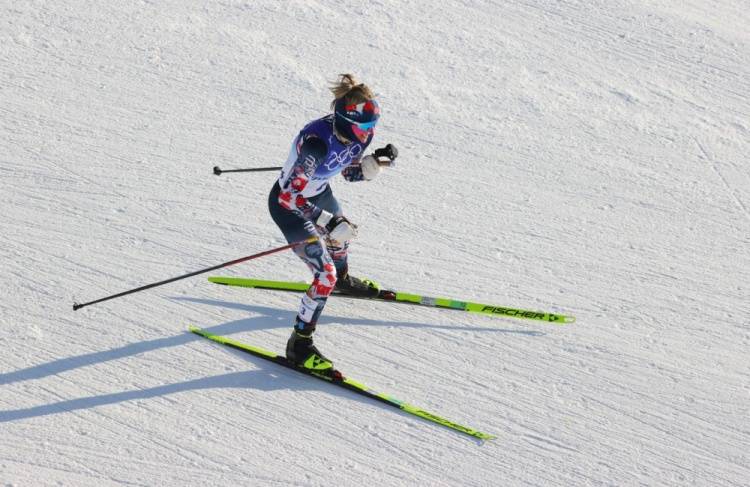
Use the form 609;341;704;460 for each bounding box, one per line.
373;144;398;165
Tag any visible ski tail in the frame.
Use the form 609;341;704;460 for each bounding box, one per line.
209;277;310;292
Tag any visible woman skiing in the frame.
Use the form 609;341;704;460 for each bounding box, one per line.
268;74;398;373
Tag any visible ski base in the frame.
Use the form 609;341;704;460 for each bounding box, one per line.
208;276;575;324
189;326;496;441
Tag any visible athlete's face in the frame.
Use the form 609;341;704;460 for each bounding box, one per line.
351;121;375;143
338;100;380;144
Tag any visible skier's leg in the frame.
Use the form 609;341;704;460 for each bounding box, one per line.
284;238;338;369
290;238;337;327
268;184;337;369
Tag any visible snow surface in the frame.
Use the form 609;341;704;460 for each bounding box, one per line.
2;1;749;486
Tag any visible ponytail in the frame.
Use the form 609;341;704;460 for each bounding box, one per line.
329;73;375;109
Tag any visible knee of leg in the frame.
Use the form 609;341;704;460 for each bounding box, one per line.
313;264;338;296
325;263;338;289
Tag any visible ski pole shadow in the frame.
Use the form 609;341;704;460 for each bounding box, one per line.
0;295;539;430
172;297;547;336
0;354;357;423
0;314;280;387
0;344;489;443
0;370;258;423
0;348;488;443
0;297;540;388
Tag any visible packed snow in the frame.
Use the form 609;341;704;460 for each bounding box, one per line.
1;1;748;485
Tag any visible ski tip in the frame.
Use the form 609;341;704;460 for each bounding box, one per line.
548;314;575;324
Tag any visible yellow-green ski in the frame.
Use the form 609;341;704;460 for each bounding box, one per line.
189;326;496;442
208;276;575;324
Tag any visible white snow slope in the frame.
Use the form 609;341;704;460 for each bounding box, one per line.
2;1;749;486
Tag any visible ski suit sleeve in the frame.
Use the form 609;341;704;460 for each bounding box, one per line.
277;136;327;221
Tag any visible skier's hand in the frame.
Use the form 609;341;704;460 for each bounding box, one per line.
360;144;398;180
373;143;398;167
326;215;358;245
316;212;358;244
360;155;381;180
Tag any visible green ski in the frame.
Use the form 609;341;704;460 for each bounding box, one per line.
189;326;496;441
208;276;575;324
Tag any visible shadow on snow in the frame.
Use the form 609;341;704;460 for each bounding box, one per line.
0;297;543;423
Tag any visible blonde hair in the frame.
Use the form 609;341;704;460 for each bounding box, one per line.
329;73;375;108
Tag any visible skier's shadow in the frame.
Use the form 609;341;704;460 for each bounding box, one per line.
174;296;547;335
0;297;540;429
0;314;361;424
0;347;487;442
0;349;357;425
0;298;540;387
0;315;268;387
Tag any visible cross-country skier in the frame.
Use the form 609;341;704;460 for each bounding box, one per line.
268;73;398;373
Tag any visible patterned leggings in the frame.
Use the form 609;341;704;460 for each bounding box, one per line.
268;182;348;331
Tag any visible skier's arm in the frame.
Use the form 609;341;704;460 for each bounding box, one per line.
277;137;327;221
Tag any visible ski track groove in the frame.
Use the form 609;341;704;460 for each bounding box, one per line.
694;137;750;224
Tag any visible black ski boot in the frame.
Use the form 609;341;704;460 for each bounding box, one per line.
286;323;333;372
335;273;380;297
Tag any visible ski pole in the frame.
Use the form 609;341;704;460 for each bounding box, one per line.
212;144;399;176
213;165;282;175
72;237;318;311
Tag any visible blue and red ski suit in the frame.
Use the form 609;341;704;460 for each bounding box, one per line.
268;114;373;329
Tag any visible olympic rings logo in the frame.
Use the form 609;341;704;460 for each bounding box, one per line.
324;143;363;171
